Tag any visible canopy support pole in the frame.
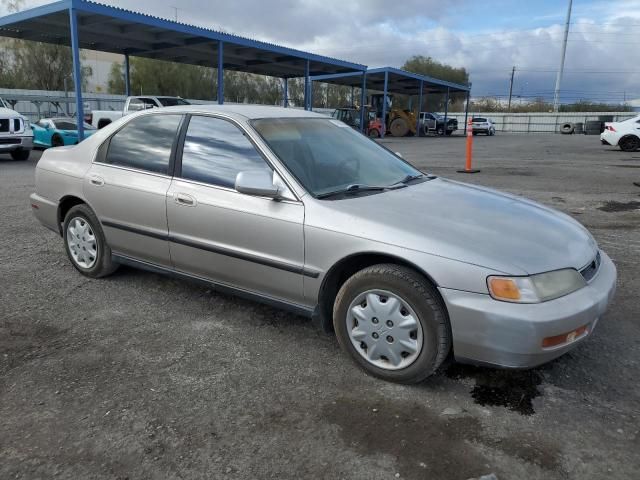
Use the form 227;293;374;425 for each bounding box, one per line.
124;53;130;97
69;6;84;141
217;41;224;104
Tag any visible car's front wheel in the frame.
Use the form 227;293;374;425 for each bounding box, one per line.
333;264;451;384
10;149;30;161
63;204;118;278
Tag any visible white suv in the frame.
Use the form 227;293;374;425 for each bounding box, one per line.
472;117;496;136
601;115;640;152
0;98;33;160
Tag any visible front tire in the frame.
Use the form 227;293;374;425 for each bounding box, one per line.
63;204;118;278
51;134;64;148
333;264;451;384
10;149;30;161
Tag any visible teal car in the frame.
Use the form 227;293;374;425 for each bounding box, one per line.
31;117;96;148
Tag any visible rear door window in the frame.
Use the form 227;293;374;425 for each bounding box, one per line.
103;114;182;175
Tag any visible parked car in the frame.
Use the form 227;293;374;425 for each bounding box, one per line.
332;106;384;138
31;118;97;148
0;97;33;160
472;117;496;136
87;96;190;129
600;115;640;152
419;112;457;136
30;105;617;384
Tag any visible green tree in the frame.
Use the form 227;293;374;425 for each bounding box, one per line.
401;55;470;111
0;0;93;91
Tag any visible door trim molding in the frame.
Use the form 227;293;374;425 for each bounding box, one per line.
102;218;321;278
111;253;315;318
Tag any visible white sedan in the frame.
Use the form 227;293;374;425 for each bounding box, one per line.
601;115;640;152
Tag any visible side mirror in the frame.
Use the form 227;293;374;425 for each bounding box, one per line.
235;170;281;198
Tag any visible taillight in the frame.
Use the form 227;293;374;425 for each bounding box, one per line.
605;125;616;132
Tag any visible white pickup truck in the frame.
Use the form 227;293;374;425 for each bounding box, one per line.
0;97;33;160
87;96;190;129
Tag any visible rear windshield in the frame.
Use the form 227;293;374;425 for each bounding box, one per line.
158;98;190;107
473;118;487;122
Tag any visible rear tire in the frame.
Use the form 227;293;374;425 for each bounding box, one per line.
63;204;118;278
368;129;380;138
333;264;451;384
619;135;640;152
10;149;30;161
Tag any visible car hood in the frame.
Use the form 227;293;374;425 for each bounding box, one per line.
308;177;597;275
0;107;21;118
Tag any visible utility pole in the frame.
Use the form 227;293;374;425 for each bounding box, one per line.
553;0;573;112
507;66;516;112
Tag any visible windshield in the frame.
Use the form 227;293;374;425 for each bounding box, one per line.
252;118;421;197
158;97;190;107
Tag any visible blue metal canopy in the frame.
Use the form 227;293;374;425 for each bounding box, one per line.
0;0;366;138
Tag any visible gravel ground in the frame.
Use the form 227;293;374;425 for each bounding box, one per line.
1;134;639;480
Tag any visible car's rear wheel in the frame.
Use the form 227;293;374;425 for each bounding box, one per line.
10;149;30;161
63;204;118;278
333;264;451;384
619;135;640;152
51;134;64;148
368;128;380;138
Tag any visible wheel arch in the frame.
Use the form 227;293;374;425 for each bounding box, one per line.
57;195;91;235
314;252;442;333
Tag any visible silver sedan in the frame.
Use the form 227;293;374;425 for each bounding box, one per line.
30;105;617;383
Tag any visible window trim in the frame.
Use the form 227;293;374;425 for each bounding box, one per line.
94;112;184;177
174;113;301;201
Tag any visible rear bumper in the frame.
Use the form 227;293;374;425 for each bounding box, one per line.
30;193;60;234
440;250;617;368
0;135;33;152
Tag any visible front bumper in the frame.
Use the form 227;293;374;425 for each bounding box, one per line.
0;135;33;152
439;250;617;368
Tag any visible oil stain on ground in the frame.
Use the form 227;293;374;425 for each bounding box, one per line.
444;364;543;416
322;395;560;479
598;200;640;212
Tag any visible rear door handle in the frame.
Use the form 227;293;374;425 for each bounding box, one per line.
174;192;196;207
89;175;104;186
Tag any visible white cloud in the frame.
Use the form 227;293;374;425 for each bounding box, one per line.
1;0;639;102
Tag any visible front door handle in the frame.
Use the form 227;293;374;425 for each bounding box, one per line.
89;175;104;186
174;192;196;207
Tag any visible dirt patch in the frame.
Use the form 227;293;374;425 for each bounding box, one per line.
445;365;543;416
322;395;560;479
0;320;68;374
597;201;640;212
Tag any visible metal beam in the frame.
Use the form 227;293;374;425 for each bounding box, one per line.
283;78;288;107
217;41;224;104
381;70;388;138
304;59;310;111
124;53;130;96
359;71;366;133
463;90;471;135
416;79;423;135
442;87;450;136
69;6;84;141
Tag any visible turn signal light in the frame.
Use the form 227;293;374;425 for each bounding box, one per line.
488;278;521;300
542;325;589;348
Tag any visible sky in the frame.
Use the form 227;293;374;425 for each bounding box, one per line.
2;0;640;103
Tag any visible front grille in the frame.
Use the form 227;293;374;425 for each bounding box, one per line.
0;138;21;145
580;251;601;282
0;119;9;133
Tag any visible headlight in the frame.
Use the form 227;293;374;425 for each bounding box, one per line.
488;269;586;303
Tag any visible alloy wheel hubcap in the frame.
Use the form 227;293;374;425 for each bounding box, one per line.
67;217;98;269
346;289;423;370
